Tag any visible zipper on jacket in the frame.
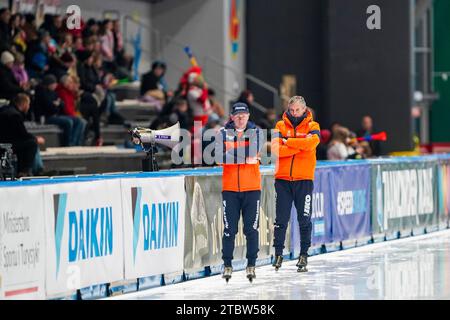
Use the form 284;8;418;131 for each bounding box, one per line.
289;154;296;181
238;164;241;191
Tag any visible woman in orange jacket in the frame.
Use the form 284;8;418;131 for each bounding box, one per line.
271;96;320;272
215;102;262;282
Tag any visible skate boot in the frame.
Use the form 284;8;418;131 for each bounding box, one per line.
246;266;256;283
297;255;308;272
272;255;283;271
222;266;233;283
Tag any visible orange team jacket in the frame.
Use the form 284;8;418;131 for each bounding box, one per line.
271;111;320;181
217;121;262;192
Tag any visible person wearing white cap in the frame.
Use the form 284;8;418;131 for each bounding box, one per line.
0;51;24;100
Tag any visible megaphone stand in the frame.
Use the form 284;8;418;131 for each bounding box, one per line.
142;142;159;172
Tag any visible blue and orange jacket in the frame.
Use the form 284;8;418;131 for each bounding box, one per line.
216;120;262;192
271;111;320;181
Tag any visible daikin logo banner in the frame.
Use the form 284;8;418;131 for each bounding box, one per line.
130;187;180;264
53;193;114;277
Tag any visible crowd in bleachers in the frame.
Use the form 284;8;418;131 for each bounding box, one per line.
0;7;134;176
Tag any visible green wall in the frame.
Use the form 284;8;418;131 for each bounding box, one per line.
432;0;450;142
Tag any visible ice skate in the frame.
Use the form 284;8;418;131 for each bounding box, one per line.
297;255;308;272
272;255;283;271
246;266;256;282
222;266;233;283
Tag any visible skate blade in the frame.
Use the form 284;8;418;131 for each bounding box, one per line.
224;277;230;283
297;267;308;273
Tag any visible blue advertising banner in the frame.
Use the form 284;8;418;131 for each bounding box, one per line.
290;168;333;255
330;165;371;242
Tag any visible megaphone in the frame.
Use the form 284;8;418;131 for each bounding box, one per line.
130;122;180;148
130;122;181;172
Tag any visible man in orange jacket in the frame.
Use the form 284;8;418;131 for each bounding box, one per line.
271;96;320;272
215;102;262;282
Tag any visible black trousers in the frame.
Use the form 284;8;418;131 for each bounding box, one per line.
12;138;37;174
222;190;261;267
273;179;314;256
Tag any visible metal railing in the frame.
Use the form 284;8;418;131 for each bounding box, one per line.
120;13;285;112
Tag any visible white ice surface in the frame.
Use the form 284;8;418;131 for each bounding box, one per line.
107;229;450;300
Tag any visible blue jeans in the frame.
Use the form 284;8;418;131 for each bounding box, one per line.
46;116;86;146
32;148;44;175
46;116;73;147
70;116;87;146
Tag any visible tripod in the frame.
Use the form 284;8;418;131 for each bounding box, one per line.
141;142;159;172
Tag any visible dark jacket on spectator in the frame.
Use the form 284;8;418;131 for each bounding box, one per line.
0;104;35;144
0;20;11;52
34;85;63;118
25;39;49;79
0;64;24;100
140;70;161;96
47;57;69;81
77;61;100;93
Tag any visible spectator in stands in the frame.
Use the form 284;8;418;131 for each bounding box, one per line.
237;89;263;122
10;13;27;53
82;19;99;39
316;129;331;160
0;8;12;53
201;113;222;167
257;108;277;130
356;115;382;157
207;88;225;120
187;72;211;126
39;14;62;40
171;98;193;131
93;53;125;125
57;32;74;54
56;75;87;146
140;61;167;104
47;50;75;81
0;93;45;176
256;108;277;142
76;50;102;145
73;36;84;51
26;30;52;79
0;51;24;100
99;19;116;74
112;19;132;79
327;126;364;160
22;13;38;43
113;19;133;71
34;74;74;147
151;98;193;131
11;52;30;90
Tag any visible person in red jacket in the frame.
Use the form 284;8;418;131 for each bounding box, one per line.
215;102;262;282
271;96;320;272
56;75;87;146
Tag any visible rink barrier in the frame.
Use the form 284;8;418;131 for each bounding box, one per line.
0;155;450;299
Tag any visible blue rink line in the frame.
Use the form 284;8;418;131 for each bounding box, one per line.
3;154;449;188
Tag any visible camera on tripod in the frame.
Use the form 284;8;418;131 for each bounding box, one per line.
0;143;17;181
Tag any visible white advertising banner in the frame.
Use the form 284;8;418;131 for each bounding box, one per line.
43;180;124;296
0;186;46;299
121;177;185;279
